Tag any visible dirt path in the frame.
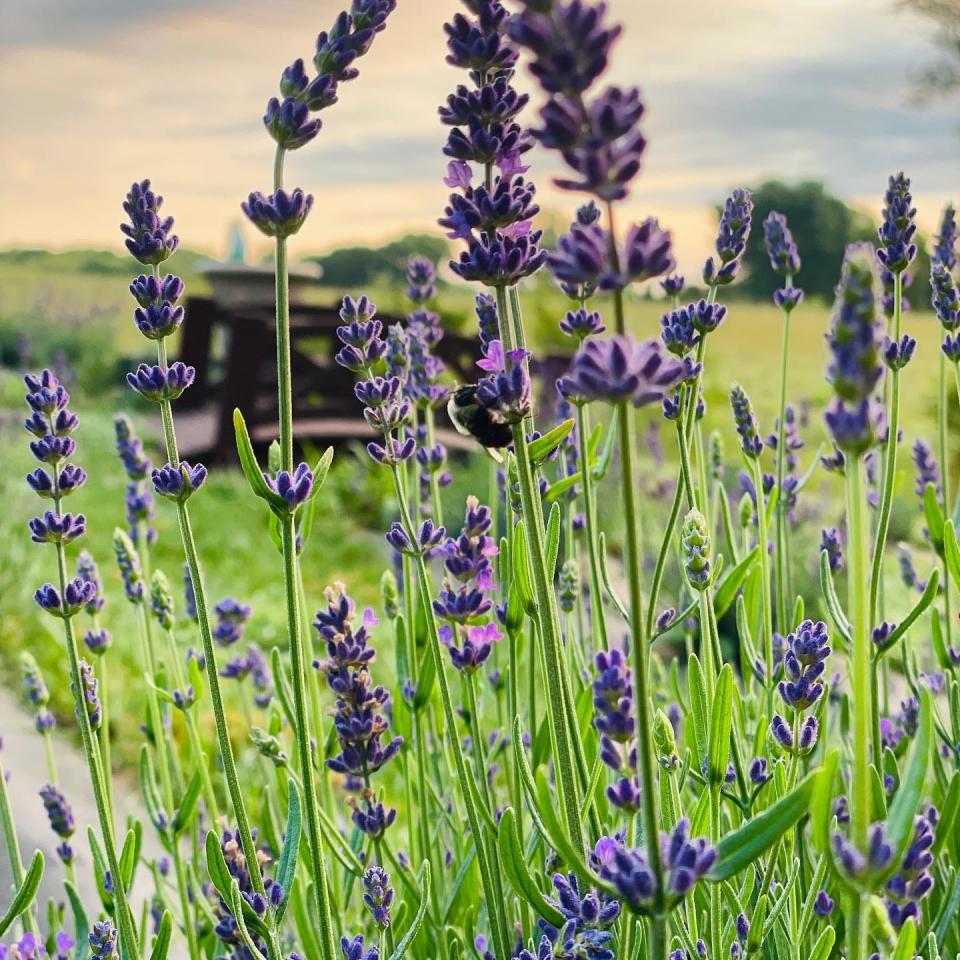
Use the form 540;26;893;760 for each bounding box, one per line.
1;684;159;917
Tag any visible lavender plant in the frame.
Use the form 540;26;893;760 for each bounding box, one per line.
3;4;959;960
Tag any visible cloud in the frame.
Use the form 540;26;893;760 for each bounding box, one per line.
0;0;955;263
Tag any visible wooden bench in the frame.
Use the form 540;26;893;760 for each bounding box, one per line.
174;297;563;464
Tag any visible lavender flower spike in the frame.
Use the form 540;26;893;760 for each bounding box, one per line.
558;336;685;406
242;188;314;239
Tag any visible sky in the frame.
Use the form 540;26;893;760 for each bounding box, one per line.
0;0;957;276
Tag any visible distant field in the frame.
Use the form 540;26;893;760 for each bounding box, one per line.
1;251;954;767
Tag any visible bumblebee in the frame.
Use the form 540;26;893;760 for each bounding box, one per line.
447;384;513;461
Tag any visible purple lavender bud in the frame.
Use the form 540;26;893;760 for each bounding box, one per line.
943;333;960;362
28;510;86;545
29;434;76;465
20;653;50;709
129;273;184;308
763;211;801;275
770;714;794;751
442;622;502;673
120;180;179;265
813;890;834;917
351;797;398;840
134;301;184;341
661;274;685;297
621;217;675;283
262;462;314;512
820;527;844;573
475;293;500;349
704;188;753;284
660;304;699;357
264;96;322;150
797;716;818;753
84;628;112;655
77;556;103;616
89;920;118;960
151;461;207;503
655;608;677;632
882;334;916;370
549;219;607;298
730;384;763;458
24;369;70;415
213;597;252;647
362;865;394;929
112;529;144;603
559;335;685;406
825;243;882;452
242;188;314;238
774;286;804;312
75;659;102;731
39;784;75;840
35;709;56;734
339;934;379;960
877;173;917;274
681;509;711;590
748;757;769;784
913;439;942;501
475;348;532;422
367;435;416;466
450;228;547;286
34;579;96;618
439;176;540;239
933;204;957;271
126;362;195;403
931;261;959;333
560;308;605;341
114;414;152;480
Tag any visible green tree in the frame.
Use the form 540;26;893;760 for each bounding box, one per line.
737;181;875;302
308;233;448;287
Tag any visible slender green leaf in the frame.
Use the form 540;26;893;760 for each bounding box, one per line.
932;771;959;857
923;483;945;551
64;880;89;953
598;532;629;621
309;446;335;498
819;550;851;645
0;850;44;936
388;861;432;960
233;408;285;511
148;911;172;960
875;570;940;660
708;768;822;881
172;772;202;835
808;926;836;960
544;472;581;504
713;546;759;619
708;665;735;784
528;420;575;465
276;779;302;920
882;689;932;876
687;654;709;766
545;502;561;578
512;521;536;616
497;808;565;926
593;406;618;481
891;918;916;960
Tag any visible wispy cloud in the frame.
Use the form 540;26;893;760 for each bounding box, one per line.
0;0;955;276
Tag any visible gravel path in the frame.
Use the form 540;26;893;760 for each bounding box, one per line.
1;684;158;917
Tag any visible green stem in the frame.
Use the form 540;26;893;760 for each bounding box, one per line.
574;402;607;649
617;400;666;928
941;353;955;651
750;456;774;707
162;626;219;818
869;272;902;630
390;463;510;960
846;454;872;854
281;520;337;960
497;286;582;848
0;755;38;935
774;304;792;633
271;142;338;956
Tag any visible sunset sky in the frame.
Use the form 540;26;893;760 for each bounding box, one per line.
0;0;956;277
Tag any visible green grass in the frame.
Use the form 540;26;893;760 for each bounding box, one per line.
2;258;956;770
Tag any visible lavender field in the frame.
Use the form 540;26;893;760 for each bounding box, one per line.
1;3;959;960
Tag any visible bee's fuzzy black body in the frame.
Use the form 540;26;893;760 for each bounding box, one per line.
447;384;513;456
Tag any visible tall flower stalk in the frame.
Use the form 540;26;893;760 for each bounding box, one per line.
824;243;883;960
241;7;397;956
121;181;282;957
762;211;804;631
24;370;140;957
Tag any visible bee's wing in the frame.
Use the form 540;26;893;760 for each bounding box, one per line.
447;393;474;437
